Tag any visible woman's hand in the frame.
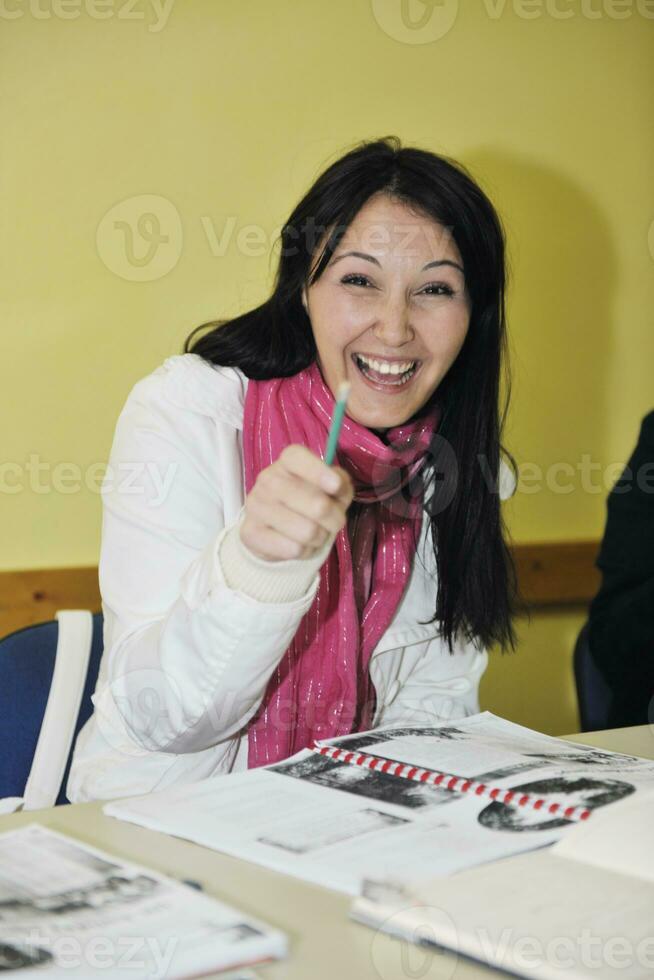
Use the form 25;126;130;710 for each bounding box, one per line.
240;445;354;562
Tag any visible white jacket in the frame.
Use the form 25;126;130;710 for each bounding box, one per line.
67;353;494;803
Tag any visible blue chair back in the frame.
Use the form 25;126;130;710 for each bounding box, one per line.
0;612;103;805
573;621;613;732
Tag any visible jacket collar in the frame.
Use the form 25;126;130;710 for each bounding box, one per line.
161;354;247;430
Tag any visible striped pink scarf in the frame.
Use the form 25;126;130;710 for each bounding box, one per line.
244;361;439;767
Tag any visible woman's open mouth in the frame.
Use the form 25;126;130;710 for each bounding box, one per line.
351;353;421;392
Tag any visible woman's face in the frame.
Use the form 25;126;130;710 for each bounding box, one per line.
302;193;471;432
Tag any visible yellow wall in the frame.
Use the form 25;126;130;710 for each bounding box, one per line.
2;1;652;733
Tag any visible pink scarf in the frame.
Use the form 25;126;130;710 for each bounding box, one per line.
243;361;439;767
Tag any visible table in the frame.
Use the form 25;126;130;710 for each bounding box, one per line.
1;725;652;979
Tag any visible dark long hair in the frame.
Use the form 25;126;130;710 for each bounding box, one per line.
185;136;517;653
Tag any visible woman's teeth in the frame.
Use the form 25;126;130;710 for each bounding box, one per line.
357;355;415;375
354;354;418;386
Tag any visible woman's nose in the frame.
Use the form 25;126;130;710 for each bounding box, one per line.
371;299;415;346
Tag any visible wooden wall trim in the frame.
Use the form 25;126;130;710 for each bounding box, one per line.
0;567;102;639
0;540;601;639
512;540;600;609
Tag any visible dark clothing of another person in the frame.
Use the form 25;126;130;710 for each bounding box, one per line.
588;411;654;727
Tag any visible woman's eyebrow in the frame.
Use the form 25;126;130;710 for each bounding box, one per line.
331;250;381;267
423;258;464;275
331;250;464;275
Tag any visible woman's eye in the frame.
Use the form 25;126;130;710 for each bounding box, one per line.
341;274;371;287
341;275;455;297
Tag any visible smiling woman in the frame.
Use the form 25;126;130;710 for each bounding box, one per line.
301;194;471;434
67;136;518;803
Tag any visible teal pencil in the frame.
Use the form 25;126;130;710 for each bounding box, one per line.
324;381;351;466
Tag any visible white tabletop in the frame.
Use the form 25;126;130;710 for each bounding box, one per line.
1;725;652;979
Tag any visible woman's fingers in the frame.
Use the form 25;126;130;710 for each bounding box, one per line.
246;494;331;552
240;445;354;562
331;466;355;508
279;444;346;494
240;522;324;562
259;468;349;536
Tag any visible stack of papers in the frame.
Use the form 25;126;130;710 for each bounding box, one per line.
0;824;286;978
352;790;654;979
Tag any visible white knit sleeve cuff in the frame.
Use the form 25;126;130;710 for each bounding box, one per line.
217;511;333;604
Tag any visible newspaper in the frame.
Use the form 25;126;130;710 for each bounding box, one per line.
105;712;654;896
0;824;286;977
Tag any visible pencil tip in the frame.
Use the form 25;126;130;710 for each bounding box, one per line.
336;381;351;402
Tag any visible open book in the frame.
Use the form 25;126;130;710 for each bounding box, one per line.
105;713;654;896
352;790;654;980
